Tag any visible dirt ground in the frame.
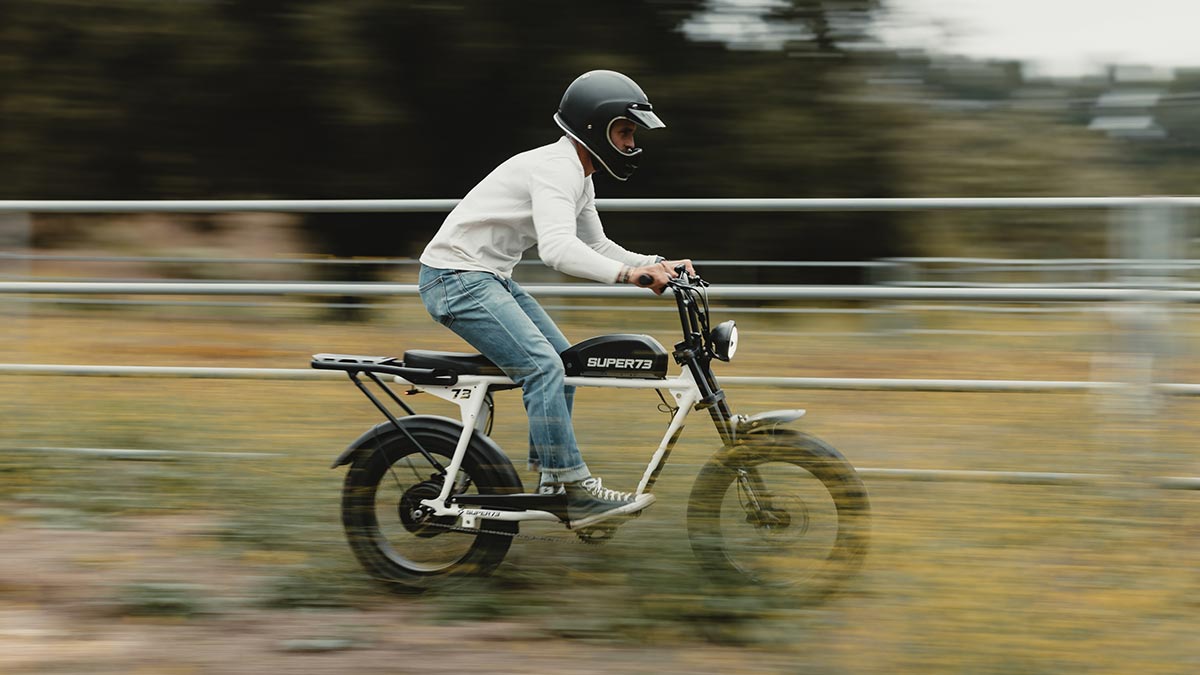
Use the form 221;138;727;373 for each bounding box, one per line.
5;219;1199;674
0;506;817;675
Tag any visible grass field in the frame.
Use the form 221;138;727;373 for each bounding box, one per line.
2;295;1198;673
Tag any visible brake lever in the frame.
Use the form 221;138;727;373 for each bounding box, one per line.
640;270;701;288
642;265;705;290
672;263;705;287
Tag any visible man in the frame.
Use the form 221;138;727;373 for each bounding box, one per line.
418;70;693;525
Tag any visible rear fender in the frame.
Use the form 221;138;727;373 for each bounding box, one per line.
329;414;521;490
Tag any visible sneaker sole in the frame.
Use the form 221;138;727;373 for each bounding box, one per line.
567;493;656;529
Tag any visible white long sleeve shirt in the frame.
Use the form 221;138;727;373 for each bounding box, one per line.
420;136;657;283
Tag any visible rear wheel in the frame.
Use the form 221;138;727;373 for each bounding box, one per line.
687;430;870;602
342;426;519;592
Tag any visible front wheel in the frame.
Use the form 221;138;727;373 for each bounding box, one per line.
687;430;870;601
342;425;519;592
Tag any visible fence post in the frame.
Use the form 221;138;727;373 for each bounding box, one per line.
0;212;32;450
1101;201;1181;480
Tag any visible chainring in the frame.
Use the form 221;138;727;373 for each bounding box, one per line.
574;522;622;544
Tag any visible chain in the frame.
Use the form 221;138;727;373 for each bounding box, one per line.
421;519;606;545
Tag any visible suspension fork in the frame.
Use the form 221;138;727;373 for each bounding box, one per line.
691;357;736;446
672;346;736;445
706;394;737;446
735;466;776;513
669;280;737;444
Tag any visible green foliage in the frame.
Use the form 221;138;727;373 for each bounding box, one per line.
0;1;1184;264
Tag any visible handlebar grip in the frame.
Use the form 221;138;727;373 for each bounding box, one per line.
636;273;654;287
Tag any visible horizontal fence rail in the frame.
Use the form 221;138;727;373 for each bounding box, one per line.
0;251;896;273
857;468;1200;490
4;196;1200;213
5;280;1200;301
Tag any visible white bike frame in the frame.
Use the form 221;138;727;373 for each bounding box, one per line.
315;273;808;532
403;367;703;527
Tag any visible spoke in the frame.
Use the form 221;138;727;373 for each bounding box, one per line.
381;456;409;491
402;455;424;482
384;444;424;491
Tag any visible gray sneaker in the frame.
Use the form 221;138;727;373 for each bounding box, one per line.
563;476;654;527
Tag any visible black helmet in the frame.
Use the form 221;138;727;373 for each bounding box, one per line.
553;70;665;181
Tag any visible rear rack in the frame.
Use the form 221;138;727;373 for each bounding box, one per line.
311;353;458;386
312;353;457;471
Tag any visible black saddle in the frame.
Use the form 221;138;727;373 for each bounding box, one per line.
402;350;505;377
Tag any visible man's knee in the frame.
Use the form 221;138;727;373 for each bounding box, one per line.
536;356;566;383
510;346;565;386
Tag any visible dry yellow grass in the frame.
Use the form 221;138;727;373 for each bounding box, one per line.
2;296;1198;673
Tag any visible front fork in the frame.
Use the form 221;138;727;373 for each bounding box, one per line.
683;356;796;522
675;345;737;446
734;466;782;526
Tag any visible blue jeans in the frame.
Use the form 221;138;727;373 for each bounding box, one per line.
418;264;588;484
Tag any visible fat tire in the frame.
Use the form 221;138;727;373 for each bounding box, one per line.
687;429;870;602
342;424;519;592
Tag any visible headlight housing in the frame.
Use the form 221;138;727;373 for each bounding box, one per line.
710;320;738;361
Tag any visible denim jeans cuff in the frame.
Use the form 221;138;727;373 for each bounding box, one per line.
539;464;590;485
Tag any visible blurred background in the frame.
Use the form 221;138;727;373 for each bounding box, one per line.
2;1;1199;673
4;0;1200;264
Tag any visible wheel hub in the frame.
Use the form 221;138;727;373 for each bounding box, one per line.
746;500;809;537
398;478;452;538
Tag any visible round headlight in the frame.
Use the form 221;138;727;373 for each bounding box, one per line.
710;320;738;361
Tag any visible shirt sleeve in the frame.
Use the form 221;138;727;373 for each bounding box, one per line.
529;159;627;283
576;181;659;268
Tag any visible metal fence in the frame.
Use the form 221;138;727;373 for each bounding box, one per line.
2;197;1196;390
3;197;1199;488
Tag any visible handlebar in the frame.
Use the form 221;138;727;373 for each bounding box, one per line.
637;263;705;290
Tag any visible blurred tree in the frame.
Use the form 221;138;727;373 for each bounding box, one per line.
0;0;1172;274
773;0;883;52
888;105;1153;258
0;0;901;271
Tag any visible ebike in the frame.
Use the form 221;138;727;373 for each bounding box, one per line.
312;269;870;600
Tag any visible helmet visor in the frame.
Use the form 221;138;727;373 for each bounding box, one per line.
627;106;665;130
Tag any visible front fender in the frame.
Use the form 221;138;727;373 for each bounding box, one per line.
736;409;805;437
329;415;520;490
